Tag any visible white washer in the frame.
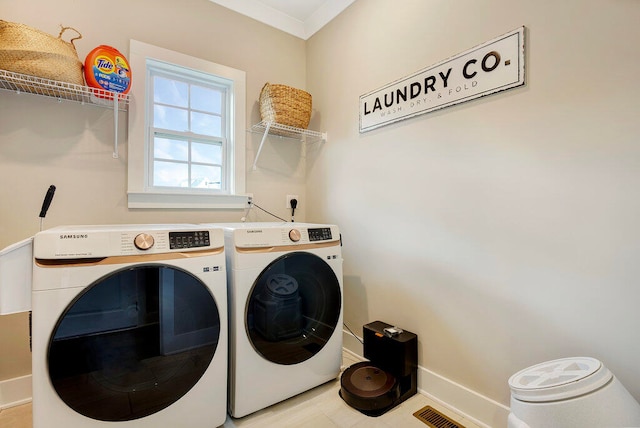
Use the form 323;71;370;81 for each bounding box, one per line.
508;357;640;428
218;222;343;418
31;224;228;428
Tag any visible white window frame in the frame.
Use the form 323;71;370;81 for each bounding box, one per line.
127;39;247;209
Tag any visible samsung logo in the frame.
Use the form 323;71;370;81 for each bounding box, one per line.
59;234;88;239
246;230;263;234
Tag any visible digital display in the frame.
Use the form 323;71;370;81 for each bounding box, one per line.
169;231;210;249
308;227;332;241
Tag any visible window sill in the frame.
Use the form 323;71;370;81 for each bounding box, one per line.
127;192;250;209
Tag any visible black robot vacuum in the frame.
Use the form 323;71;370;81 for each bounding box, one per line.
339;321;417;416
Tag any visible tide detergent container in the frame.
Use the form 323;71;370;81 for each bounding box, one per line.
84;45;131;97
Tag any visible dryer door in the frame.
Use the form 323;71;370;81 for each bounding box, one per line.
47;265;221;422
246;251;341;365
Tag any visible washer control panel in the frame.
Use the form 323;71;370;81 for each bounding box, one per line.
34;226;223;259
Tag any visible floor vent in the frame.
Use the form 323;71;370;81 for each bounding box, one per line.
413;405;466;428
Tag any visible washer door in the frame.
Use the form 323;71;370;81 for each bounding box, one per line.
47;265;220;422
246;251;341;365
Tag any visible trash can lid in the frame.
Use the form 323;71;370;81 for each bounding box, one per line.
508;357;612;402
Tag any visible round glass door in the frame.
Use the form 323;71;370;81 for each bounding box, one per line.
47;265;220;422
246;252;341;365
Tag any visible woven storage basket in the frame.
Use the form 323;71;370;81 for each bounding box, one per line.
259;83;312;129
0;20;84;86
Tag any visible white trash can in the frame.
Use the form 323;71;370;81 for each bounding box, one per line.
508;357;640;428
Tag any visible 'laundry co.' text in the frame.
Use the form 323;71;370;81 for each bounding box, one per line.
359;27;525;133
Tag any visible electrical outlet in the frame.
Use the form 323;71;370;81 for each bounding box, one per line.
246;193;254;207
286;194;299;209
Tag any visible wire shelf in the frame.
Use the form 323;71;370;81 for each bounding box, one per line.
250;121;326;143
249;121;327;170
0;69;129;110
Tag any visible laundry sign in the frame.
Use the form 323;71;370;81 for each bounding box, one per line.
359;26;525;133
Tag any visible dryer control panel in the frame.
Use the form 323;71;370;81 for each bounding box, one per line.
227;223;339;249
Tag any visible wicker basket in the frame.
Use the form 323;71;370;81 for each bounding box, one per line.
0;20;84;86
259;83;312;129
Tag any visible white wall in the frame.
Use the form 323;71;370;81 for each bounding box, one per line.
0;0;309;381
306;0;640;423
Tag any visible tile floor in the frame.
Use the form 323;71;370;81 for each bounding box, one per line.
0;352;481;428
0;402;31;428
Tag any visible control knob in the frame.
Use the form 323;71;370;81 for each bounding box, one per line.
134;233;155;250
289;229;301;242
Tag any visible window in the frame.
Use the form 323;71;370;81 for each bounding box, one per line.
149;64;226;190
127;40;247;209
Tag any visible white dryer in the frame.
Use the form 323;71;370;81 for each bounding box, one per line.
219;222;343;418
31;224;228;428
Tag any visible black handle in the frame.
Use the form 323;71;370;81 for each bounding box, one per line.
290;198;297;222
39;185;56;218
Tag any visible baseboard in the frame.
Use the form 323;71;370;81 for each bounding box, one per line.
342;330;510;428
417;366;510;428
0;374;32;409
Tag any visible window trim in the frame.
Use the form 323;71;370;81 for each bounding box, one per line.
127;39;247;209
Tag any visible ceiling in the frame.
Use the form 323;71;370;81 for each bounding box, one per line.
208;0;356;40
